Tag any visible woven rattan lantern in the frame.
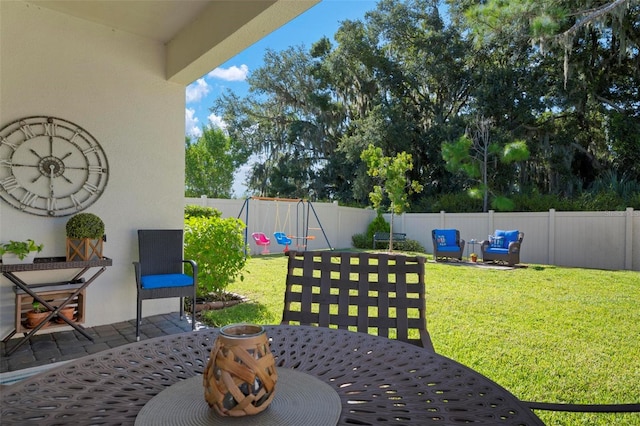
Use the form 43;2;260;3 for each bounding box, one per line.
204;324;278;416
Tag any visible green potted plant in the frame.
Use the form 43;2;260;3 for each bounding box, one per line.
26;301;50;329
65;212;105;261
0;239;44;264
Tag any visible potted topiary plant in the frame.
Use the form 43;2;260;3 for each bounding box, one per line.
65;212;105;261
0;239;44;264
26;302;50;329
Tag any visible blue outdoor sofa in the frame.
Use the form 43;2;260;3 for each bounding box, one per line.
481;230;524;266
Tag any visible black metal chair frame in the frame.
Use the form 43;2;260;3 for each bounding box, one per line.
133;229;197;341
523;401;639;414
282;250;433;351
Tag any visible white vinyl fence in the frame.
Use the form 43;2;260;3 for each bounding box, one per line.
187;197;639;271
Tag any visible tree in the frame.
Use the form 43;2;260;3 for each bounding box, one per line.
452;0;639;196
185;126;249;198
361;144;423;251
212;46;344;199
212;1;472;202
330;0;472;198
442;117;530;211
458;0;638;85
208;0;639;209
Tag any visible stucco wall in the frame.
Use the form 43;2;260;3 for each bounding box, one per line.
1;2;187;338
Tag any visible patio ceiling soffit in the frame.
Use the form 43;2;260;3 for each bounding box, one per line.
26;0;319;86
166;0;319;85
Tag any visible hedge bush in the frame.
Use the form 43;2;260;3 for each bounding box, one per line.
412;189;639;213
185;204;221;219
184;207;247;296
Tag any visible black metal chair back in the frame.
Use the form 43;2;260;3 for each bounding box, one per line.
282;251;433;351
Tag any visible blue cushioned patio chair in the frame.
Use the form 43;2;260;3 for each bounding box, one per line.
432;229;465;261
133;229;197;341
481;230;524;266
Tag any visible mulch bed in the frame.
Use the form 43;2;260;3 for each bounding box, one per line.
194;292;248;313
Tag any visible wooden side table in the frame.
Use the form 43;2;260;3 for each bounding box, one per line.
1;256;112;356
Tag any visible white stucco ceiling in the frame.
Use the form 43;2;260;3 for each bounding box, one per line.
28;0;319;84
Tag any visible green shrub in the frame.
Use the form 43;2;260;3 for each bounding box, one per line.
579;191;623;211
185;204;221;219
434;193;482;213
413;186;640;213
510;192;576;211
414;193;483;213
365;214;390;248
351;233;370;249
184;213;248;296
400;239;425;253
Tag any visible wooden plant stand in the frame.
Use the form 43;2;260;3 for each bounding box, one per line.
16;284;86;333
1;256;111;356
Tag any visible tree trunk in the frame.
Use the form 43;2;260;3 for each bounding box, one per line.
388;211;394;252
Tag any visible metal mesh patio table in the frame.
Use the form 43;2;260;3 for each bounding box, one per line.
0;325;544;425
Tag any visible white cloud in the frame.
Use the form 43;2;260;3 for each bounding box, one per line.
208;113;227;130
208;64;249;82
185;78;210;103
185;108;202;138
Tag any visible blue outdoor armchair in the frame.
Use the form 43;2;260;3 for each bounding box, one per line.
432;229;465;261
481;230;524;266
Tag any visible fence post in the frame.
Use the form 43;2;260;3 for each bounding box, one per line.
440;210;446;228
334;201;340;249
625;207;633;270
487;210;494;235
548;209;555;265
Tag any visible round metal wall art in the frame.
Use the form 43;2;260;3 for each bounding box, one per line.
0;116;109;217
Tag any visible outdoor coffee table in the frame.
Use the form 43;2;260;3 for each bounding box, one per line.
0;325;544;425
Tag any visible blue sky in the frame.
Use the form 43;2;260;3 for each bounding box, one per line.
185;0;377;139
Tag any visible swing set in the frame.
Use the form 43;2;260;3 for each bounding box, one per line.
238;197;333;255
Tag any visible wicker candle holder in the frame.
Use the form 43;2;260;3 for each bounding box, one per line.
203;324;278;417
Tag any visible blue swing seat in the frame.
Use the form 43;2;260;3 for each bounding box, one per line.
274;232;292;248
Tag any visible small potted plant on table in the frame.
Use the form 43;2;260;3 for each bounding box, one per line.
0;239;44;264
66;213;105;261
26;302;50;329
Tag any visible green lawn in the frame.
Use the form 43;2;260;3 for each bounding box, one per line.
202;252;640;426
